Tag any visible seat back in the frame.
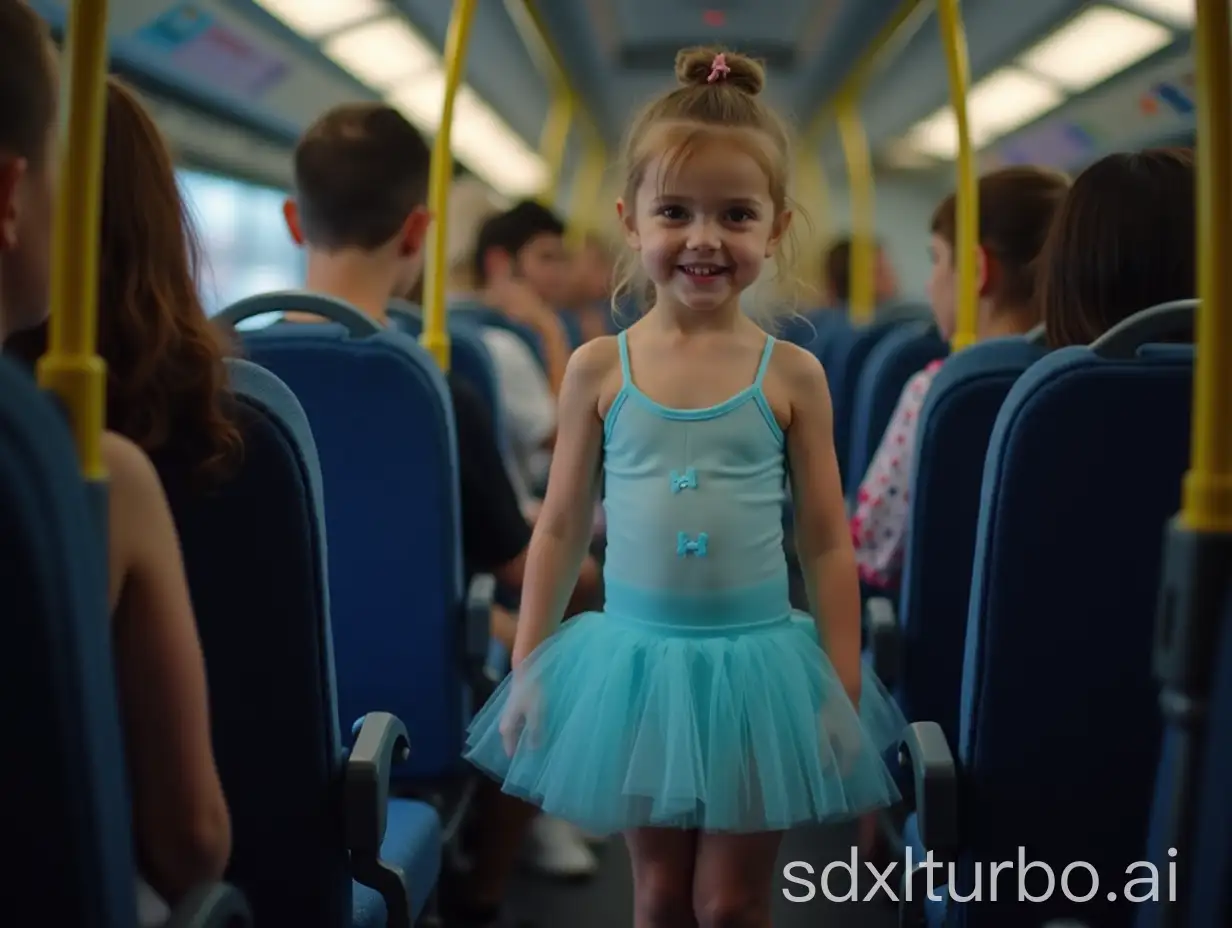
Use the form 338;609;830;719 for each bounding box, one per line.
823;318;910;490
448;298;545;369
386;299;505;442
155;358;351;925
953;314;1195;927
846;320;949;490
894;337;1045;745
773;306;849;353
0;356;137;926
217;292;465;781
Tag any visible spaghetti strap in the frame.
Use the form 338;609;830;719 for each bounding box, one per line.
752;335;776;388
617;330;633;387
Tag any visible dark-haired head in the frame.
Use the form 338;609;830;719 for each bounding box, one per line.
927;165;1070;340
9;78;242;483
0;1;58;339
285;103;432;300
473;199;568;304
1037;148;1195;348
822;236;897;306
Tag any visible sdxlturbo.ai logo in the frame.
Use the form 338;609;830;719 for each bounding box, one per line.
782;847;1177;904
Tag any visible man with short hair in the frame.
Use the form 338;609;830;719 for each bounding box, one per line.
454;201;578;497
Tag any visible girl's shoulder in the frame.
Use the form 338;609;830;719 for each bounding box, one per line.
564;336;625;415
765;337;828;390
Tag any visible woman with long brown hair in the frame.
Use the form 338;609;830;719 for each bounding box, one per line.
5;75;235;921
10;78;241;478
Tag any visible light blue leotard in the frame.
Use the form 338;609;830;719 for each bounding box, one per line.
465;331;904;834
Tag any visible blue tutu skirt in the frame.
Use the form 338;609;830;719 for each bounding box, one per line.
464;602;906;836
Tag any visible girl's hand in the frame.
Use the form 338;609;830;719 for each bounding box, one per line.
499;674;542;757
820;697;865;777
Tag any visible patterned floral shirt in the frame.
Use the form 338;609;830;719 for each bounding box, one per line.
850;359;945;589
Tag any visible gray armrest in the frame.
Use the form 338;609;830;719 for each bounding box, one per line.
898;721;958;863
466;573;496;664
346;712;413;928
162;882;251;928
864;596;900;687
465;573;498;699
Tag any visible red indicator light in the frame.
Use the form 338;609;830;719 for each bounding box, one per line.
703;10;725;26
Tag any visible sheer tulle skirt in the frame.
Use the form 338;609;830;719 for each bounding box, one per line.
464;608;905;836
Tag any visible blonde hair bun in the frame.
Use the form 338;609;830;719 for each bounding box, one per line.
674;46;765;97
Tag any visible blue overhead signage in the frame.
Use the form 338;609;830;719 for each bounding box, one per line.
133;3;289;99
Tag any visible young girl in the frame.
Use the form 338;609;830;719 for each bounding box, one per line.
851;166;1069;590
0;25;230;920
465;47;905;926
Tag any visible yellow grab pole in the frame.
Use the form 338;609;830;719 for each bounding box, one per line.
1185;0;1232;532
937;0;978;351
793;138;831;302
835;94;875;324
38;0;109;479
537;89;573;207
422;0;479;373
565;131;605;251
1145;5;1232;912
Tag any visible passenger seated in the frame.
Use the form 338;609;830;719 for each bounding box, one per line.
0;19;230;920
561;232;615;345
850;166;1069;590
1038;148;1195;347
822;235;900;309
281;102;603;913
464;202;575;493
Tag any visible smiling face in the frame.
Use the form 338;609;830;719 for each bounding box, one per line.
619;126;789;317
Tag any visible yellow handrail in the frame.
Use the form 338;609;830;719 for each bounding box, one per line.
422;0;479;373
937;0;977;351
505;0;600;141
831;0;933;115
835;94;875;323
794;138;831;302
565;130;606;251
38;0;109;479
537;89;574;207
808;0;930;324
1185;0;1232;532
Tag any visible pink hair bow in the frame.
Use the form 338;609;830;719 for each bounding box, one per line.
707;53;731;83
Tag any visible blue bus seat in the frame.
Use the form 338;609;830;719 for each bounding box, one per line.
823;317;914;491
448;298;546;370
898;309;1195;928
775;306;851;354
385;300;507;447
846;320;949;501
864;335;1045;746
164;357;440;926
0;355;250;927
215;292;484;785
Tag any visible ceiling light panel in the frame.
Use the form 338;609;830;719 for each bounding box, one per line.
324;16;439;89
389;70;448;131
255;0;385;39
1019;6;1174;92
905;68;1064;160
450;95;547;196
387;79;546;197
